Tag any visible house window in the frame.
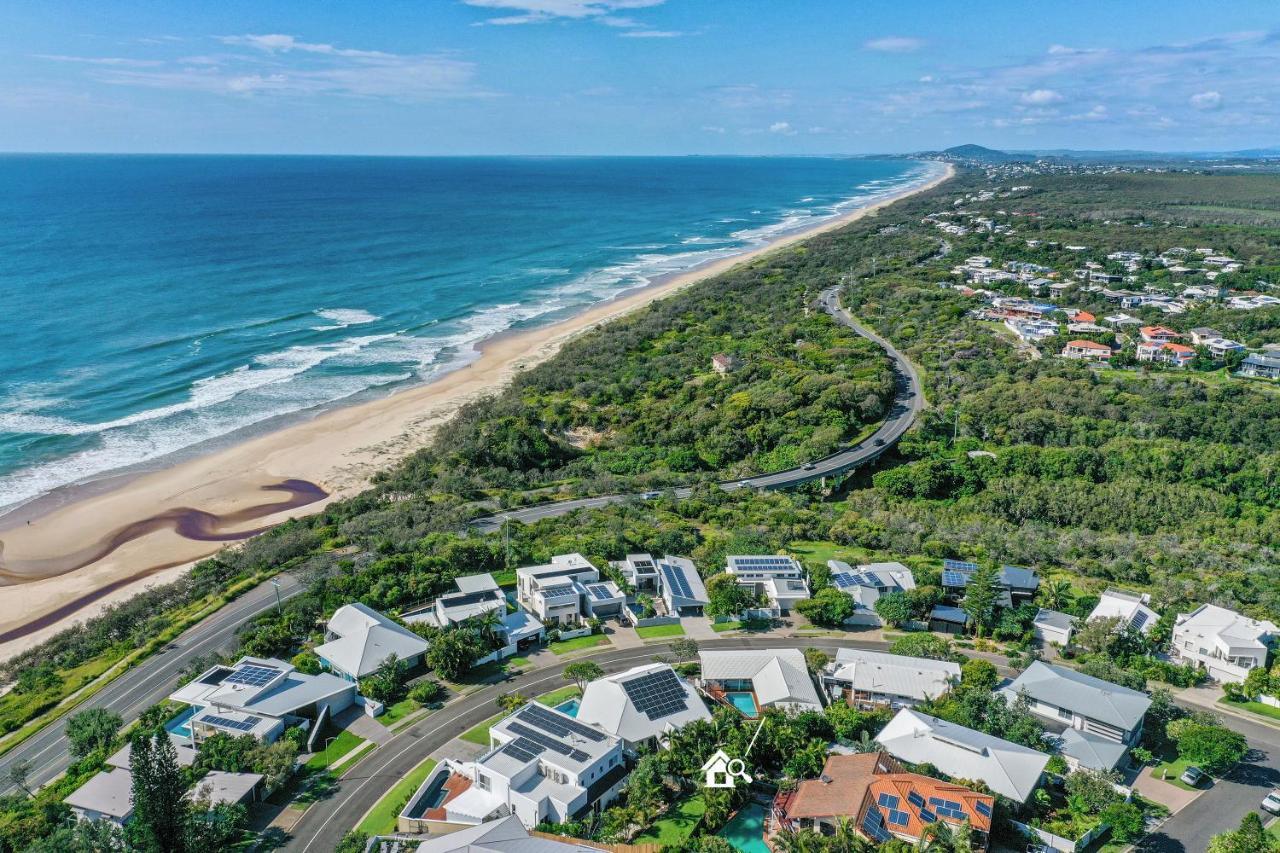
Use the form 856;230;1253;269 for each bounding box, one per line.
1057;706;1073;721
478;773;491;791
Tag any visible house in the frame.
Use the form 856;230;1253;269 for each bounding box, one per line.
772;752;993;850
1061;339;1112;361
1088;590;1159;635
699;649;823;714
725;555;811;616
402;574;506;630
1203;337;1245;360
1172;604;1279;684
1239;353;1280;380
711;353;738;375
1136;342;1195;366
64;768;135;825
821;649;959;710
187;771;264;807
314;603;430;681
107;737;196;772
928;604;969;635
1189;327;1223;346
827;560;915;624
1067;309;1096;323
169;656;357;744
613;553;661;593
657;555;710;616
424;702;628;829
940;560;1039;605
1032;609;1076;647
574;663;710;750
517;555;600;625
1139;325;1180;344
1001;662;1151;770
1004;318;1058;342
397;814;600;853
1103;313;1142;328
875;709;1049;803
580;580;625;618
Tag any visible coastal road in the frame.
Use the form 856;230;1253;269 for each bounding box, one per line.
0;573;302;795
470;286;924;532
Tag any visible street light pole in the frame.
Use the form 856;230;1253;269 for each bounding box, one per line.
271;579;282;613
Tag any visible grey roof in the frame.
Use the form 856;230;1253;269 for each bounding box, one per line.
410;814;600;853
1057;728;1129;771
699;649;822;709
659;556;709;606
187;770;263;806
1003;661;1151;730
64;768;134;819
999;566;1040;591
456;573;501;594
930;604;969;624
242;671;354;717
1244;353;1280;368
827;649;959;702
315;603;429;678
108;737;197;770
575;663;711;743
1033;609;1076;632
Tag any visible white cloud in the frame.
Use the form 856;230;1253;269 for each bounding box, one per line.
35;54;164;68
218;34;391;59
918;75;935;83
863;36;923;53
1190;90;1222;110
769;121;796;135
620;29;684;38
463;0;666;26
1020;88;1063;105
701;124;726;133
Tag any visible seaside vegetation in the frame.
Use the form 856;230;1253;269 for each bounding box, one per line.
11;165;1280;848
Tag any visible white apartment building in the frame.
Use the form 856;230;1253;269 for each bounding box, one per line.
1173;604;1279;684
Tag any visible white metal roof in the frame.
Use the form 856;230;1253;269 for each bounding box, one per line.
699;648;822;709
314;603;429;678
827;648;959;702
187;770;263;806
575;663;711;743
64;768;134;819
1088;589;1158;634
1175;603;1278;653
410;814;601;853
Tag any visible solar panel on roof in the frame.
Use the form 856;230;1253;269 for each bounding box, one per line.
202;714;260;732
862;810;890;843
941;571;972;588
917;807;937;824
907;791;925;808
588;585;614;601
222;665;279;687
507;721;592;762
622;669;689;721
1130;610;1149;630
502;738;544;762
887;809;910;827
877;793;900;809
541;584;578;598
943;559;979;572
661;564;693;599
974;801;992;818
521;704;607;742
831;572;856;588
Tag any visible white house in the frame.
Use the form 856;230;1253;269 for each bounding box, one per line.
575;663;710;751
1032;609;1075;647
421;702;628;829
725;555;811;616
64;768;135;825
1087;589;1159;635
657;555;710;616
1001;661;1151;770
821;648;959;710
613;553;661;594
1172;604;1279;684
517;555;600;625
875;709;1049;803
828;561;916;625
397;814;600;853
314;603;430;681
402;574;506;629
699;648;823;714
169;656;357;744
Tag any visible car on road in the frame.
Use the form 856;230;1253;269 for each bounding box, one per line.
801;462;816;470
640;491;661;500
873;437;885;446
1263;789;1280;815
1180;766;1207;787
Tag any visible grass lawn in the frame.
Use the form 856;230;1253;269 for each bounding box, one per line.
711;620;742;633
549;634;611;655
1148;754;1205;792
507;656;532;669
636;623;685;639
788;540;873;570
460;711;506;746
535;686;582;707
304;730;365;771
1269;820;1280;841
1221;695;1280;722
379;697;421;726
356;758;437;836
634;796;707;845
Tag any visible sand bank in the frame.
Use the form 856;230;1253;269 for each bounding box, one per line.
0;163;953;659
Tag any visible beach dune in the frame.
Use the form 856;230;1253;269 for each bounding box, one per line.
0;164;953;660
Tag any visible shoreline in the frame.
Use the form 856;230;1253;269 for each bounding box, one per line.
0;162;953;659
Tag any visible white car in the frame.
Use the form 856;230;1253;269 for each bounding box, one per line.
1263;789;1280;815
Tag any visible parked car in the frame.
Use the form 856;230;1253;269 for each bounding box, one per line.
1262;789;1280;815
801;462;816;470
1180;766;1206;787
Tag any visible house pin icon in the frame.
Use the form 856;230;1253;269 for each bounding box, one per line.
701;749;751;789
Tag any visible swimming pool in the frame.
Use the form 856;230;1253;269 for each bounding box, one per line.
718;804;769;853
726;692;759;718
556;699;580;717
403;769;450;819
165;706;196;739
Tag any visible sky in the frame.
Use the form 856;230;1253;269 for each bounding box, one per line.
3;0;1280;155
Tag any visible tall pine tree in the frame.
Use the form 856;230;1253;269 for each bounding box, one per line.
129;728;189;853
961;562;1002;638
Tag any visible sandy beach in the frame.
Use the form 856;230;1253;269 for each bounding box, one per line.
0;163;953;659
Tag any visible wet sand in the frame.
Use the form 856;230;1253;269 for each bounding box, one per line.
0;163;953;660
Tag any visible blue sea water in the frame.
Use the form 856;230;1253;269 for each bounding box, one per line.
0;155;937;511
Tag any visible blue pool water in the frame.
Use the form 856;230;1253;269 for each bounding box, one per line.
718;804;769;853
0;155;937;511
727;692;759;718
556;699;580;717
165;706;196;739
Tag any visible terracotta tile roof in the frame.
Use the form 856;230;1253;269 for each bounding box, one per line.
1164;343;1195;354
860;773;994;838
1073;310;1096;322
780;753;882;818
1066;340;1110;350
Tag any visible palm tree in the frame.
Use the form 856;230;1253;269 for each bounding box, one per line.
772;828;826;853
916;820;972;853
1038;579;1073;611
831;816;872;853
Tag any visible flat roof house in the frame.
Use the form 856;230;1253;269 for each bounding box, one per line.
64;768;134;825
1173;604;1279;684
726;555;811;616
517;555;600;625
575;663;710;751
772;752;993;850
875;709;1050;803
699;648;823;715
1001;661;1151;769
170;656;356;744
1087;589;1158;635
423;702;627;829
822;649;959;710
828;560;915;625
402;573;507;630
613;553;661;593
1239;352;1280;380
658;555;709;616
314;602;429;681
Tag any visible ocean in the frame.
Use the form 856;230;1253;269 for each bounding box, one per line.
0;155;936;512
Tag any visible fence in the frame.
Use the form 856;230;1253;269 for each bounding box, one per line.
529;831;663;853
1010;819;1110;853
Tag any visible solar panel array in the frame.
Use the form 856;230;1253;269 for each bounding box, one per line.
917;807;937;824
661;563;692;599
222;664;279;687
621;669;689;721
928;796;968;822
587;584;615;601
974;801;992;818
906;791;925;808
730;556;797;570
886;808;910;827
1129;610;1149;631
507;721;591;762
942;559;979;572
541;584;578;599
631;558;655;571
521;704;607;742
861;808;891;843
877;793;900;809
831;571;858;588
202;714;261;732
941;569;974;588
501;738;544;763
